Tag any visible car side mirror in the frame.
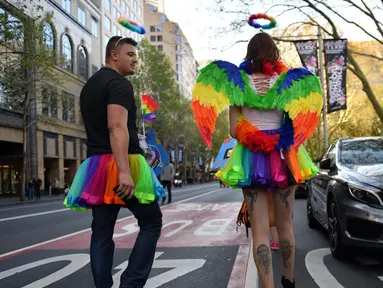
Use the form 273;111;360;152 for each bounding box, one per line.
319;158;332;170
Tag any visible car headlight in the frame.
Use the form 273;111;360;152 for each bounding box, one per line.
348;186;382;208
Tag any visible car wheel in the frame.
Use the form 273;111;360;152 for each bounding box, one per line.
328;197;347;259
307;196;318;229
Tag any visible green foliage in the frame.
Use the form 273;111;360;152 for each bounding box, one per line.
0;2;62;111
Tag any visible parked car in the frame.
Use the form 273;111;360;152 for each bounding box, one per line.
307;137;383;259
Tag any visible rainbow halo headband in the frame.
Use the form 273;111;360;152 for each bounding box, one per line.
117;17;146;35
248;13;277;30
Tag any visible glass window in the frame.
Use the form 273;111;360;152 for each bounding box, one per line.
148;5;154;12
113;24;117;35
116;0;121;6
104;15;111;31
139;6;142;17
104;34;110;49
176;44;181;51
176;54;182;61
41;86;58;118
176;64;182;71
91;17;98;37
150;35;156;42
175;35;181;42
117;10;121;19
117;28;122;36
150;26;155;32
104;0;110;12
113;6;117;19
178;83;182;92
62;92;75;123
176;74;182;81
78;46;88;80
62;0;71;13
61;34;73;72
77;7;86;26
122;2;127;14
43;22;54;50
133;0;138;10
156;25;162;32
160;14;166;21
157;45;163;51
157;35;162;41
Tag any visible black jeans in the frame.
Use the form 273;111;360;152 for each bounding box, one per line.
161;180;172;203
90;198;162;288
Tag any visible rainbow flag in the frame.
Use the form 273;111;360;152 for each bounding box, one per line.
141;94;158;123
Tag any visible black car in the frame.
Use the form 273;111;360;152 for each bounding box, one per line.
307;137;383;259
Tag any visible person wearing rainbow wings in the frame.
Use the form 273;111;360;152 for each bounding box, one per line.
191;14;323;288
63;18;165;288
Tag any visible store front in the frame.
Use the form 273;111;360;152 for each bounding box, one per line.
0;140;23;197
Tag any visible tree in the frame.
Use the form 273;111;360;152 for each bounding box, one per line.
213;0;383;123
0;1;63;200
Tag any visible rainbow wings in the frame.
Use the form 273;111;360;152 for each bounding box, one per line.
191;61;323;150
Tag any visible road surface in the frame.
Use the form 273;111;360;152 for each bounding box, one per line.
0;183;382;287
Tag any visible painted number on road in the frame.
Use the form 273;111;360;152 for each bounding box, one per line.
0;252;205;288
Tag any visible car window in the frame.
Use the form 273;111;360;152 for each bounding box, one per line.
322;143;335;160
339;139;383;165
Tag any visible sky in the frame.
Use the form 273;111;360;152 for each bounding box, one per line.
160;0;381;66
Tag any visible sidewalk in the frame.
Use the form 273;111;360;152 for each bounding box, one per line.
0;194;66;208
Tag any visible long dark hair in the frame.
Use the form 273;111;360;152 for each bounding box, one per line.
244;32;281;73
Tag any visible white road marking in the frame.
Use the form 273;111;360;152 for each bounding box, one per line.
0;188;221;259
245;242;259;288
0;208;69;223
378;276;383;281
305;248;344;288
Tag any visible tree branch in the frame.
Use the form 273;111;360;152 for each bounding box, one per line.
349;48;383;61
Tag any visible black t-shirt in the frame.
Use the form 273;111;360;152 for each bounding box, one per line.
80;67;143;157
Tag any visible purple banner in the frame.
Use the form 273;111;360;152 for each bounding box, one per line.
294;40;319;76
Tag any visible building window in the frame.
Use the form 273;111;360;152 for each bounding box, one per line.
175;35;181;42
41;86;58;118
122;2;127;15
113;6;117;19
150;35;156;42
43;22;55;50
148;5;155;12
157;35;163;41
176;64;182;71
64;136;76;158
117;28;121;36
157;45;163;51
104;0;110;12
78;46;88;80
61;34;73;72
62;0;71;13
116;0;121;7
43;132;59;157
77;7;86;26
178;83;182;92
113;24;117;35
62;92;75;123
104;35;110;49
176;54;182;62
176;44;181;51
176;74;182;81
133;0;138;10
160;14;166;21
92;65;98;75
104;15;111;31
138;6;142;17
91;17;98;37
156;25;162;32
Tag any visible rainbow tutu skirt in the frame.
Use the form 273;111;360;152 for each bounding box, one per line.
64;154;165;211
216;116;318;190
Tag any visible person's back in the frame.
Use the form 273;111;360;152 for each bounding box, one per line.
81;67;142;157
64;36;165;288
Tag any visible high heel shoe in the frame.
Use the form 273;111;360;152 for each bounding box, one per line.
281;276;295;288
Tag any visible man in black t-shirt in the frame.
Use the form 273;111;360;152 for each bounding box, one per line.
81;36;162;288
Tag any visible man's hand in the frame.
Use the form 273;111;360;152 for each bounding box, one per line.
116;172;135;201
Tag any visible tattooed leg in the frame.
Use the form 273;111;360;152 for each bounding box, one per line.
244;189;258;213
275;188;293;211
256;244;272;275
280;238;294;269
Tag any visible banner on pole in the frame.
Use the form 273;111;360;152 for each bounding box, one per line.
324;39;348;113
294;40;319;76
145;129;169;176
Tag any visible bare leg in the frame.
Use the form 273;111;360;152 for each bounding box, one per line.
268;191;278;244
273;186;296;282
270;226;278;243
243;189;274;288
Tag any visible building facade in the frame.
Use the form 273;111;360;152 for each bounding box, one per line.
0;0;103;197
143;2;198;99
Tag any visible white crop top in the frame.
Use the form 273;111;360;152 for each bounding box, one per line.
241;74;283;130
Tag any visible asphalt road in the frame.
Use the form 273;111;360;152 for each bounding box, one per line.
0;183;382;288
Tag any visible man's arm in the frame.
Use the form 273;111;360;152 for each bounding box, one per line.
108;104;130;174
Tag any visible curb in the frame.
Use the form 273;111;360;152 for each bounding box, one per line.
0;197;66;208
